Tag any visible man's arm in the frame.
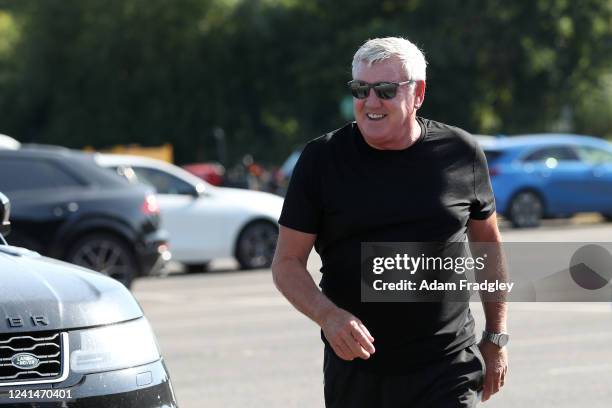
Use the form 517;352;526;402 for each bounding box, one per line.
467;213;508;402
271;225;375;361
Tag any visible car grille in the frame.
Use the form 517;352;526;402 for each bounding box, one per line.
0;332;64;383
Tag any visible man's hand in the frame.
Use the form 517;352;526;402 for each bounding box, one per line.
478;340;508;402
320;307;375;361
272;226;375;361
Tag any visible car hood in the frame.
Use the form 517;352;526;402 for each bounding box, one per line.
0;246;143;334
209;187;284;219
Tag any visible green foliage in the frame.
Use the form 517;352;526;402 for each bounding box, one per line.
0;0;610;165
573;74;612;139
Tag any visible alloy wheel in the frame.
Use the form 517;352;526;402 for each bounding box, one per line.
236;222;278;269
509;191;543;228
68;234;137;287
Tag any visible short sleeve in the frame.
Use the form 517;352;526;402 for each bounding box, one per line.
278;142;323;233
470;142;496;219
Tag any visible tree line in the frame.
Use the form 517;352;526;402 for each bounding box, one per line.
0;0;610;165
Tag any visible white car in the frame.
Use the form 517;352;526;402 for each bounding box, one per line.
95;154;283;271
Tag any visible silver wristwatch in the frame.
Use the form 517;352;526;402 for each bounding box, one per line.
482;330;509;347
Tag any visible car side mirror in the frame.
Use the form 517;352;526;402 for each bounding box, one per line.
0;192;11;237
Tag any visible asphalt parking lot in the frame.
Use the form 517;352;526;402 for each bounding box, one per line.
133;220;612;408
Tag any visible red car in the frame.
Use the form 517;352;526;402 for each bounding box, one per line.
182;162;225;186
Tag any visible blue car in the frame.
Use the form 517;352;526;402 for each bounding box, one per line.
483;134;612;228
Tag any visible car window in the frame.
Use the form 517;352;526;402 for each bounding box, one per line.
484;149;503;164
522;146;579;162
108;165;139;184
281;150;301;178
0;158;83;193
575;146;612;165
132;166;195;195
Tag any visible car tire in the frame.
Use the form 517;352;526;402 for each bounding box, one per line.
235;221;278;270
185;262;210;274
508;191;544;228
603;214;612;222
66;233;138;288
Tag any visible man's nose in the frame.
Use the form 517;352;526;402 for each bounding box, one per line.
364;89;382;106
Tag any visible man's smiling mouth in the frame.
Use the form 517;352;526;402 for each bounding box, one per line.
366;113;387;121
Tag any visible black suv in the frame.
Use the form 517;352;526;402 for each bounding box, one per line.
0;147;170;287
0;192;178;407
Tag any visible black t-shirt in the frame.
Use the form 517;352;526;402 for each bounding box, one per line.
279;117;495;372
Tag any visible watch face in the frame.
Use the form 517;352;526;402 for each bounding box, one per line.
498;334;509;347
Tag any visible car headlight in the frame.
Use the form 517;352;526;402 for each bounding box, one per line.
70;318;160;373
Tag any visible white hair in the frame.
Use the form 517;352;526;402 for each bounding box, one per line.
351;37;427;81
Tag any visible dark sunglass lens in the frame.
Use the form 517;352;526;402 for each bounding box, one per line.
349;82;370;99
374;83;398;99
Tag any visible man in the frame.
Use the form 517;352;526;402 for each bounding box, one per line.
272;37;508;407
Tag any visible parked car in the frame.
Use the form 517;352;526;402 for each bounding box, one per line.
0;192;178;407
273;147;302;196
483;134;612;228
0;146;170;287
95;154;283;272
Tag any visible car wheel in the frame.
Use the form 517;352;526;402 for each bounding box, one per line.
508;191;544;228
66;233;138;288
602;214;612;222
185;262;210;274
235;221;278;270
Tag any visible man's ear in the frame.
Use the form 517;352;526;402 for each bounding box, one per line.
414;80;426;109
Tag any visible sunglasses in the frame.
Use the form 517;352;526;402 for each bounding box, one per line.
347;80;414;100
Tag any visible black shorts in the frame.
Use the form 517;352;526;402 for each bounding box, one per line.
323;344;486;408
